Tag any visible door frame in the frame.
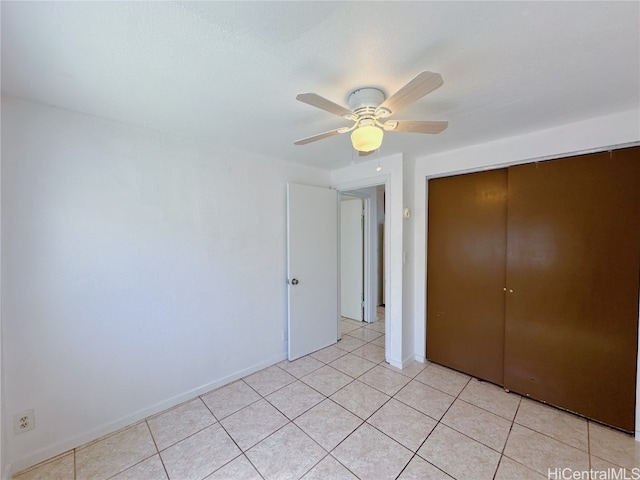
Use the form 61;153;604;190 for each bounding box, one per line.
335;176;395;365
332;152;404;368
416;140;640;438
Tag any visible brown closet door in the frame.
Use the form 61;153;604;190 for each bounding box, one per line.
427;169;507;384
504;148;640;431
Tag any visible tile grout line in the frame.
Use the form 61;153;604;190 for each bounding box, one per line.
215;357;350;480
22;316;631;480
491;394;522;480
144;417;172;480
409;374;475;477
197;389;266;480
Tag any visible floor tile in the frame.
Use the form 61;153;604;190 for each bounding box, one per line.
13;452;74;480
503;424;589;476
494;456;546;480
329;353;377;378
418;423;501;480
341;322;361;335
246;423;326;480
414;363;471;396
206;454;262;480
590;455;637;479
302;455;358;479
220;399;288;450
359;365;411;396
111;455;168;480
295;399;362;451
346;327;382;343
381;359;428;378
243;365;296;396
371;335;386;347
330;380;390;419
342;317;364;327
75;422;156;480
266;380;325;420
160;423;240;480
394;380;455;421
459;378;520;420
147;398;216;450
300;365;353;396
364;320;386;333
515;398;588;451
201;380;261;420
589;421;640;470
310;345;349;364
367;398;437;452
332;423;413;480
351;343;386;363
441;399;512;451
335;335;366;352
20;319;629;480
397;456;454;480
278;355;324;379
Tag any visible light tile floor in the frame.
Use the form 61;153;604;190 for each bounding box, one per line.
14;314;640;480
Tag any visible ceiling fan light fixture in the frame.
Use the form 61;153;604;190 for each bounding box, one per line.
351;125;383;152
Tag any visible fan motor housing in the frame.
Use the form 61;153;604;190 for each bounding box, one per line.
348;87;385;111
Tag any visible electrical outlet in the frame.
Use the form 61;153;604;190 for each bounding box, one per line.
13;409;35;434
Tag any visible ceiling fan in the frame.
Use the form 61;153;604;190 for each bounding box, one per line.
294;71;448;155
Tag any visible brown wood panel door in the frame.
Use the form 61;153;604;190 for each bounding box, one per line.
504;149;640;431
427;169;507;385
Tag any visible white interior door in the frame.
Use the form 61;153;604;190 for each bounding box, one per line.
287;183;339;360
340;197;364;321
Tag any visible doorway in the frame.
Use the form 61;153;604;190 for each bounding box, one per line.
339;185;387;363
339;184;386;335
340;195;364;321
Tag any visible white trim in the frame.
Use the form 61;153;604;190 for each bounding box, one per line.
332;152;404;367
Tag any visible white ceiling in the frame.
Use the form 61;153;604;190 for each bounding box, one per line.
2;1;639;170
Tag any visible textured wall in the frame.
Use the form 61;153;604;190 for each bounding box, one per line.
1;96;329;471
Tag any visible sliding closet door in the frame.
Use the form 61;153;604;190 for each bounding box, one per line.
504;149;640;431
427;169;507;384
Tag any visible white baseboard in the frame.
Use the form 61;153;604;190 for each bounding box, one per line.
386;357;403;369
7;352;287;477
414;354;427;363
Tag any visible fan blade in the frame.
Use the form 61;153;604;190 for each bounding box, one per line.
359;150;375;157
377;72;443;115
390;120;448;134
296;93;354;118
294;129;343;145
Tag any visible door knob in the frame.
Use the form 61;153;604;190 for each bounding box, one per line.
291;278;299;285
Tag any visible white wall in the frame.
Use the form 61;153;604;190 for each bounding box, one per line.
401;157;415;364
331;153;406;368
411;108;640;434
0;96;330;473
0;93;5;478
